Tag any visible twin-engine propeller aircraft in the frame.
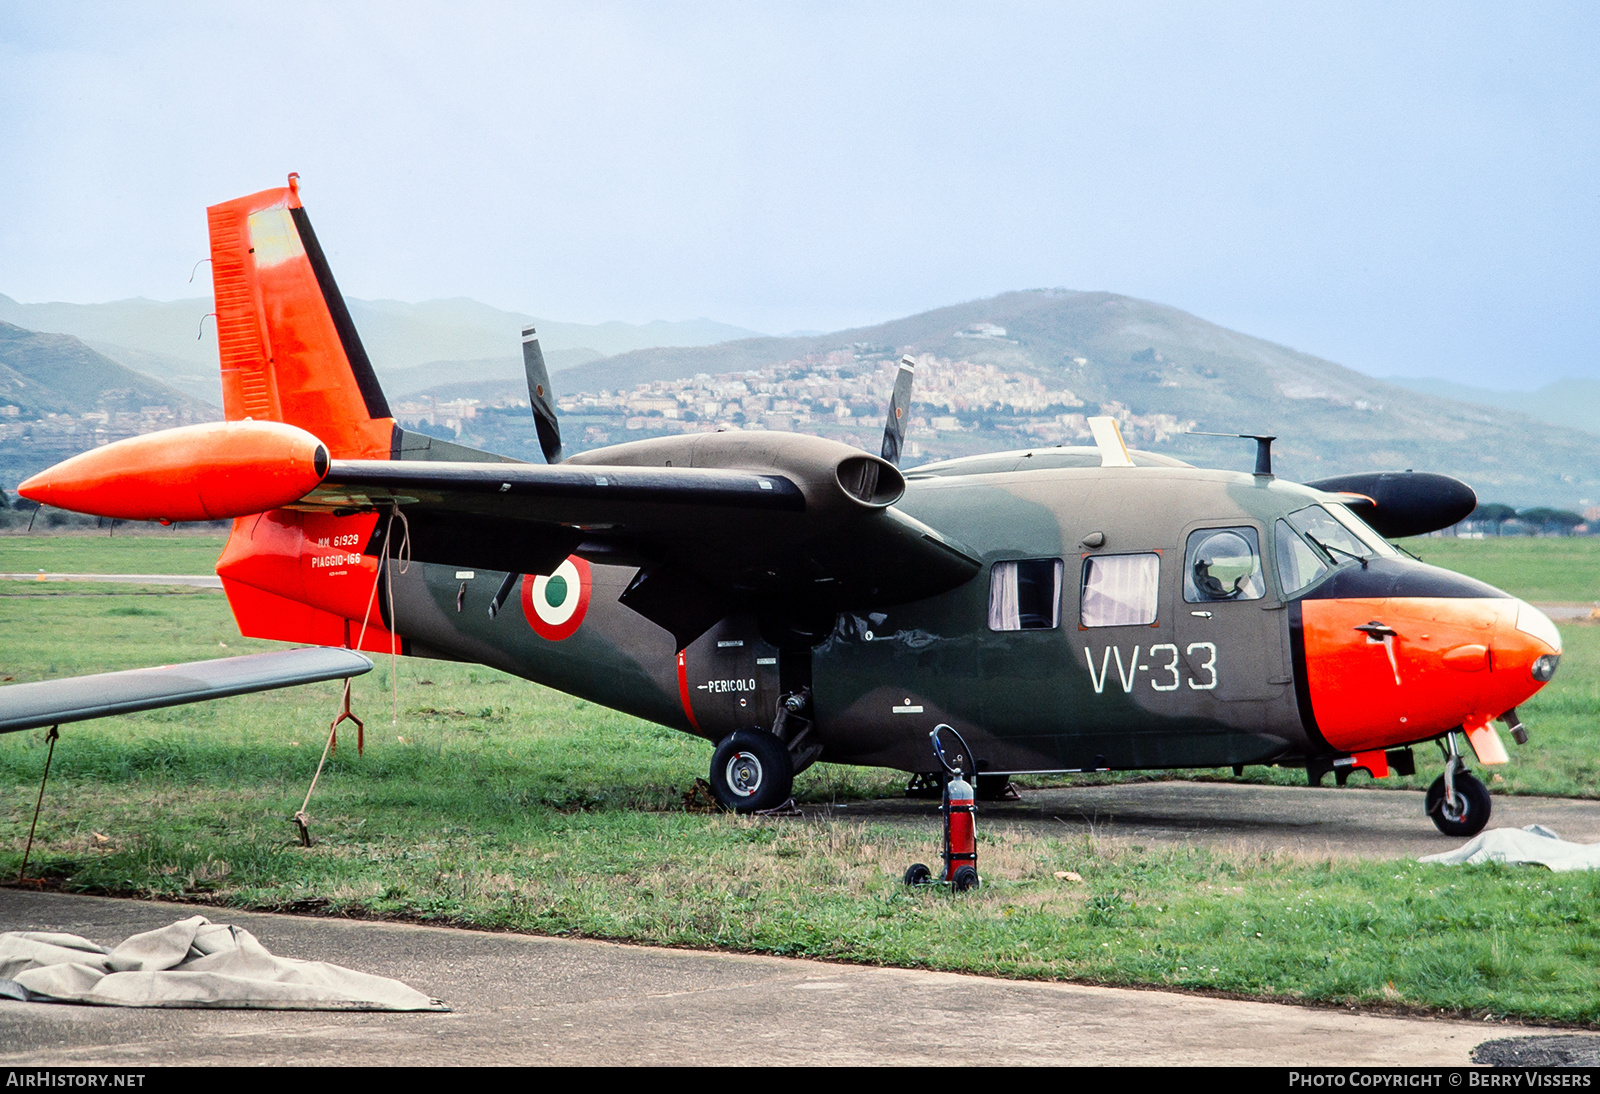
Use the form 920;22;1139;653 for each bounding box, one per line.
8;177;1564;837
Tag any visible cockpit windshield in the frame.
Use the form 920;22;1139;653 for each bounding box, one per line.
1285;504;1396;565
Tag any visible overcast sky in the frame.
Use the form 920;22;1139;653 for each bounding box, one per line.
2;2;1596;389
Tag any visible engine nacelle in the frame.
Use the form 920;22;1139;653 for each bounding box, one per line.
1306;470;1477;539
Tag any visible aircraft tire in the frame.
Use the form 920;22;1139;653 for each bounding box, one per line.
709;730;794;813
1425;771;1491;837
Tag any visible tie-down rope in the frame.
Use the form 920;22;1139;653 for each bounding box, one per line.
292;504;410;846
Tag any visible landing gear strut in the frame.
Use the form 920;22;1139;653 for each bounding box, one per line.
1426;732;1491;837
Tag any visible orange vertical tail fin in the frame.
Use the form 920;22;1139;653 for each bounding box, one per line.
208;176;401;650
206;175;394;459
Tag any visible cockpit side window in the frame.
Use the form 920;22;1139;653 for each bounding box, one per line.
1184;526;1265;603
1275;518;1329;597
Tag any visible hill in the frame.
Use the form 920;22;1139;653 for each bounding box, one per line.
498;290;1600;509
6;289;1598;509
0;322;218;491
0;293;759;404
1384;376;1600;438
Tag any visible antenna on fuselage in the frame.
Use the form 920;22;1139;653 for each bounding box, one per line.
1188;431;1276;477
522;326;564;464
1087;416;1136;468
880;355;916;466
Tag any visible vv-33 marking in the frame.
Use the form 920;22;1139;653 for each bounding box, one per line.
1084;643;1218;694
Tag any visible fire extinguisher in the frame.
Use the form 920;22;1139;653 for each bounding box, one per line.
904;723;981;892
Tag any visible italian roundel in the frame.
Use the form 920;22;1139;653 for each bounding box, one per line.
520;556;592;641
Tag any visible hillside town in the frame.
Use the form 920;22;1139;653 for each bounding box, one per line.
392;350;1195;461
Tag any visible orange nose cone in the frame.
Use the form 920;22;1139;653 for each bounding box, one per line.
18;420;329;522
1302;593;1562;754
1486;600;1562;710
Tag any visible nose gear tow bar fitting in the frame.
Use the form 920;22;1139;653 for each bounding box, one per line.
904;723;981;893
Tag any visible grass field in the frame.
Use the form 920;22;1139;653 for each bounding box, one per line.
0;531;228;575
1400;536;1600;604
2;534;1599;1023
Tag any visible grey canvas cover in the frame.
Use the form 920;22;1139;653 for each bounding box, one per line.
0;915;447;1010
1419;825;1600;872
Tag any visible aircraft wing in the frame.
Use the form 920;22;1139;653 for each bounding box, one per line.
19;420;983;648
0;648;373;734
305;442;981;645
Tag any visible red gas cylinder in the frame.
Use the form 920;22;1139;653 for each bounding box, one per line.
944;772;978;889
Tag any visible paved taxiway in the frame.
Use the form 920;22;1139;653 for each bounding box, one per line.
0;885;1576;1066
815;780;1600;859
5;783;1599;1065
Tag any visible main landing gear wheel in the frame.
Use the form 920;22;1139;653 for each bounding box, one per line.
709;730;794;814
1426;770;1491;837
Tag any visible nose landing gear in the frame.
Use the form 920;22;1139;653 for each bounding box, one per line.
1426;732;1491;837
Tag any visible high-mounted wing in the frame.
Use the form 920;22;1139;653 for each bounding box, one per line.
0;648;373;734
309;430;982;646
20;420;981;649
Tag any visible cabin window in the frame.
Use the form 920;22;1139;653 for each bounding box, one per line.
1275;518;1328;597
1184;527;1265;602
1079;553;1160;627
988;559;1063;630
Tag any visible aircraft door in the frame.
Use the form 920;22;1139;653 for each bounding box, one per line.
1173;524;1288;703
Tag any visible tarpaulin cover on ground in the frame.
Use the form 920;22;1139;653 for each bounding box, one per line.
0;914;448;1010
1419;825;1600;872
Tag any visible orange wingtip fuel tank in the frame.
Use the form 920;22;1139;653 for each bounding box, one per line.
18;420;329;523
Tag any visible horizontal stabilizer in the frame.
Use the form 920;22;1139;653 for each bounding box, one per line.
0;648;373;734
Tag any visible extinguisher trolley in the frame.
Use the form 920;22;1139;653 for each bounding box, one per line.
904;723;981;892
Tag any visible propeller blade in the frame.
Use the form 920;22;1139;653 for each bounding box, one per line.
880;355;916;466
522;326;564;464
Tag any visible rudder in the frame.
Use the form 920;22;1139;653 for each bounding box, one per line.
207;174;394;459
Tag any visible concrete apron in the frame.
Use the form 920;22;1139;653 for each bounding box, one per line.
0;888;1564;1066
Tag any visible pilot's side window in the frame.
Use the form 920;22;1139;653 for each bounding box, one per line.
1079;553;1160;627
988;558;1063;630
1184;527;1265;603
